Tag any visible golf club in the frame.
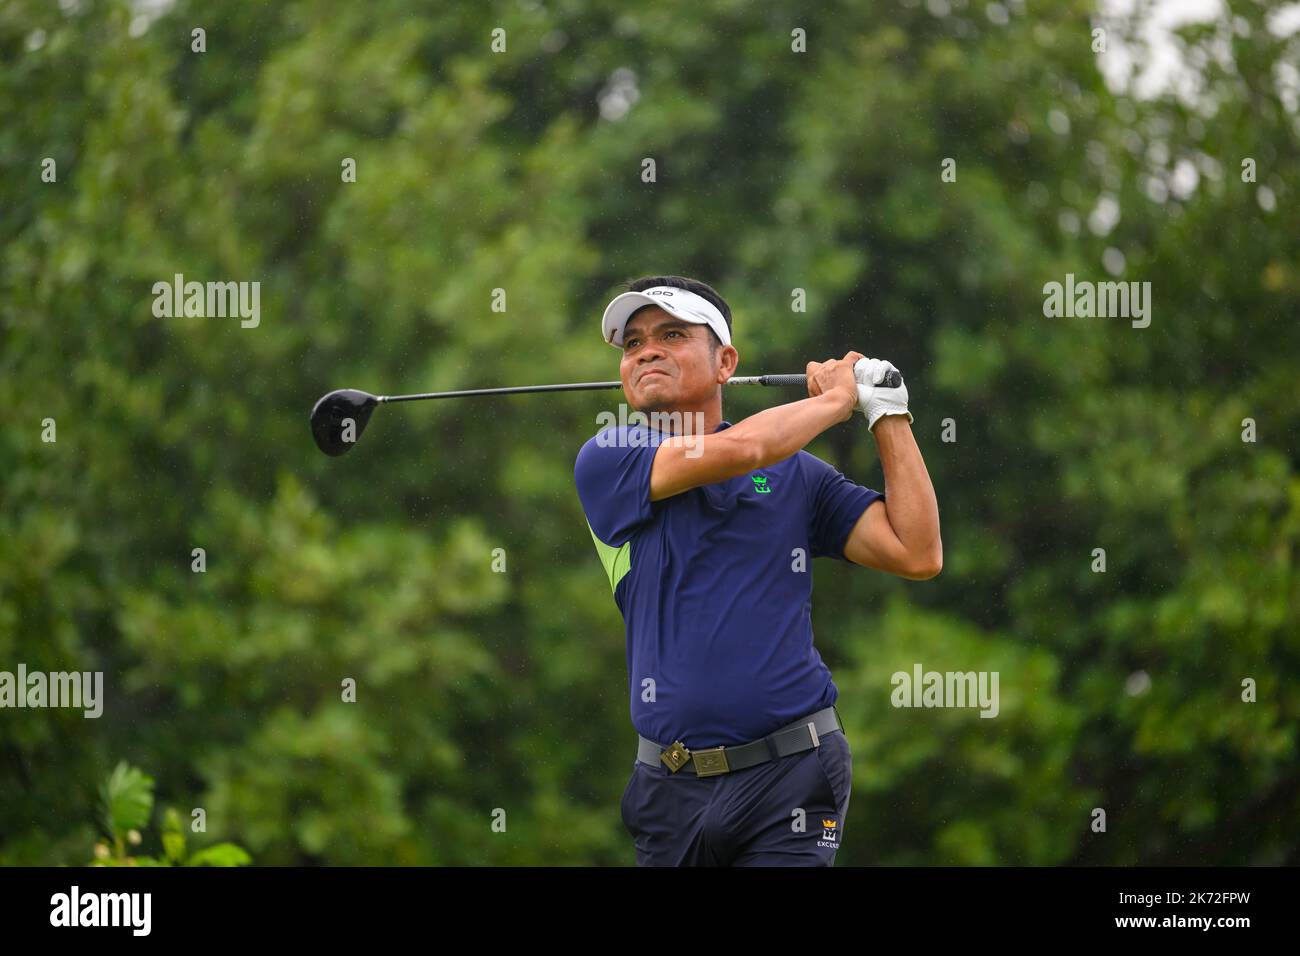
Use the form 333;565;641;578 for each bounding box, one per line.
309;370;903;456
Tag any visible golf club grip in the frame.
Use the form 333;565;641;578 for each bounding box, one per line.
758;371;903;389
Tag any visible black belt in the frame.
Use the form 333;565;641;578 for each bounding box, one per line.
636;705;843;777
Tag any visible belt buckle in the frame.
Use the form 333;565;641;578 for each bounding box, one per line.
690;745;729;777
660;741;691;773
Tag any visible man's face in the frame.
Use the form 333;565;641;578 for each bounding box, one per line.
619;306;729;412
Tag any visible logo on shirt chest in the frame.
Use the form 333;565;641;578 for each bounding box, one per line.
750;473;772;494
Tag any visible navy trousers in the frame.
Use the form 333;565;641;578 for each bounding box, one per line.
620;728;853;866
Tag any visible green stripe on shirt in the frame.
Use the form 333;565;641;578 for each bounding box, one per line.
586;519;632;593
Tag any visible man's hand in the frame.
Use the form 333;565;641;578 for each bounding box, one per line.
806;352;865;422
854;357;913;431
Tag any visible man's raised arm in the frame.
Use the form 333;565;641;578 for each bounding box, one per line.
649;353;863;502
835;360;942;579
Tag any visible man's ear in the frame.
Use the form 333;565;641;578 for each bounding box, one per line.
716;345;739;382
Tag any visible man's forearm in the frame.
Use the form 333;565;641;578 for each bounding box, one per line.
872;416;942;569
731;391;855;469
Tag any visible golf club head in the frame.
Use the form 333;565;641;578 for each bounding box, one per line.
310;389;379;456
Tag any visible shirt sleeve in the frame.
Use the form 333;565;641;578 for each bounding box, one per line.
803;451;884;561
574;426;663;547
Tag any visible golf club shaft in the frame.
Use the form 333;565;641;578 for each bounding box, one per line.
377;372;898;403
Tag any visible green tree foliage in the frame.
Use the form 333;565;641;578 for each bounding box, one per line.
0;0;1295;864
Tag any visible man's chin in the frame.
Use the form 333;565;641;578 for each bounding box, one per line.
632;389;675;412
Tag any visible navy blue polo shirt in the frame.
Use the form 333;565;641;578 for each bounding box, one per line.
574;419;883;748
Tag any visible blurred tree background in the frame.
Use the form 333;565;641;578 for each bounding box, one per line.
1;0;1296;865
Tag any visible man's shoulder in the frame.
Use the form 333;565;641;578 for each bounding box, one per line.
792;446;834;474
576;423;665;459
573;424;666;498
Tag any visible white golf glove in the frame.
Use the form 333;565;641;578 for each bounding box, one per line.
854;357;913;431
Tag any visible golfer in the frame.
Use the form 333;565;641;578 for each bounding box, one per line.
574;275;941;866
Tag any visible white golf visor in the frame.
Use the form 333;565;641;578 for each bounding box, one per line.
601;286;731;349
